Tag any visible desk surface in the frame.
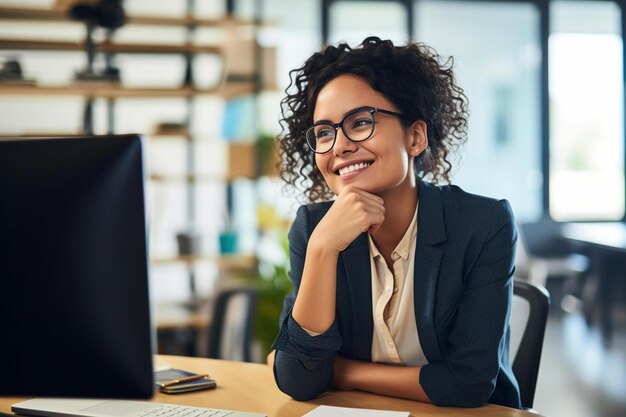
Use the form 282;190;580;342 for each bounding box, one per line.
0;355;541;417
563;222;626;252
562;221;626;347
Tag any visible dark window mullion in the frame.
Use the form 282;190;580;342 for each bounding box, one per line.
539;0;551;216
621;0;626;221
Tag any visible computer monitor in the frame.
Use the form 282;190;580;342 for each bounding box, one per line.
0;134;154;398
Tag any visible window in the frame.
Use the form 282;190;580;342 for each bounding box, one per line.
417;1;542;221
549;1;624;220
329;1;408;45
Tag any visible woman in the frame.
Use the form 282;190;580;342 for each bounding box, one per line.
268;36;521;409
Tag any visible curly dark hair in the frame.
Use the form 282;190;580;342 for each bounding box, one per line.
277;36;469;203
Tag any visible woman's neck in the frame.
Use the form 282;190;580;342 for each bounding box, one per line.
370;181;418;263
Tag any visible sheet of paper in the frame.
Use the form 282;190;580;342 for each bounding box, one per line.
154;363;172;372
303;405;409;417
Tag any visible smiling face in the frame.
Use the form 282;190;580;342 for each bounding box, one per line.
313;74;427;197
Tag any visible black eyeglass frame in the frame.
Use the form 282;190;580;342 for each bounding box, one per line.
305;106;407;154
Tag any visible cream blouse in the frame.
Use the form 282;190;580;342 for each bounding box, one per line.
368;206;427;366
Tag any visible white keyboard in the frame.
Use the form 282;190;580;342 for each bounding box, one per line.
137;405;236;417
12;399;266;417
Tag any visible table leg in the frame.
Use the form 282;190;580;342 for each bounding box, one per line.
595;249;617;348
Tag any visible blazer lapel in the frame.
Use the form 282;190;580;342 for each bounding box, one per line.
341;233;373;361
414;180;446;362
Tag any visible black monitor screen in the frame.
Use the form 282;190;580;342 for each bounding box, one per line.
0;134;153;398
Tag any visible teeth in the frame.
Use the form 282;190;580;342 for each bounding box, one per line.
338;162;371;176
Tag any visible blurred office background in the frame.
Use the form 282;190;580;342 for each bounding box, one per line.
1;1;625;416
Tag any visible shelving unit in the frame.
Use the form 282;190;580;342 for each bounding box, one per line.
0;83;257;98
1;1;273;355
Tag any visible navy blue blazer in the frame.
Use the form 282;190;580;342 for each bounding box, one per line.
272;180;522;409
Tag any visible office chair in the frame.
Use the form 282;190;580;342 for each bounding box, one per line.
208;287;259;362
517;217;588;288
509;279;550;410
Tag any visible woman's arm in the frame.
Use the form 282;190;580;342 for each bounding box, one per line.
334;356;431;403
292;186;385;333
272;186;385;400
272;205;339;401
290;239;340;333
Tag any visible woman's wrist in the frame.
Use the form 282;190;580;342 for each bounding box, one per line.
334;356;355;390
308;232;341;259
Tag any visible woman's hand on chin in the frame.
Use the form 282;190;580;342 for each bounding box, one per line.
312;185;385;253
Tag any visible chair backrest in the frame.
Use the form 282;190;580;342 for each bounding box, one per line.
208;287;259;362
519;217;571;258
509;279;550;409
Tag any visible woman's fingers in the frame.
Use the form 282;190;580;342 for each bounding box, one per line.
312;185;386;252
341;185;384;205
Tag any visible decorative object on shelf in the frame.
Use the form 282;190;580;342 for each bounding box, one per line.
69;0;126;83
152;121;190;139
226;135;278;180
218;230;238;254
256;133;279;177
228;142;258;179
222;97;256;141
176;231;202;256
0;57;34;84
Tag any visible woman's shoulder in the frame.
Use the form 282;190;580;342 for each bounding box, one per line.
423;181;514;226
439;183;511;207
292;201;334;228
303;200;334;212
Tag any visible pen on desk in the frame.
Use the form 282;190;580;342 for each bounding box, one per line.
161;374;210;387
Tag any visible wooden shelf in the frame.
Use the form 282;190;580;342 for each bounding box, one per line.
150;174;256;183
0;132;191;139
149;173;225;183
154;303;212;330
0;6;258;28
0;38;221;55
152;254;257;269
151;128;192;139
0;81;255;99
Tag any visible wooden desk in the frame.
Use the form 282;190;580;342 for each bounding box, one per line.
0;355;542;417
563;222;626;346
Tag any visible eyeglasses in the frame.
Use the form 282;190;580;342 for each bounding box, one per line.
305;106;406;154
